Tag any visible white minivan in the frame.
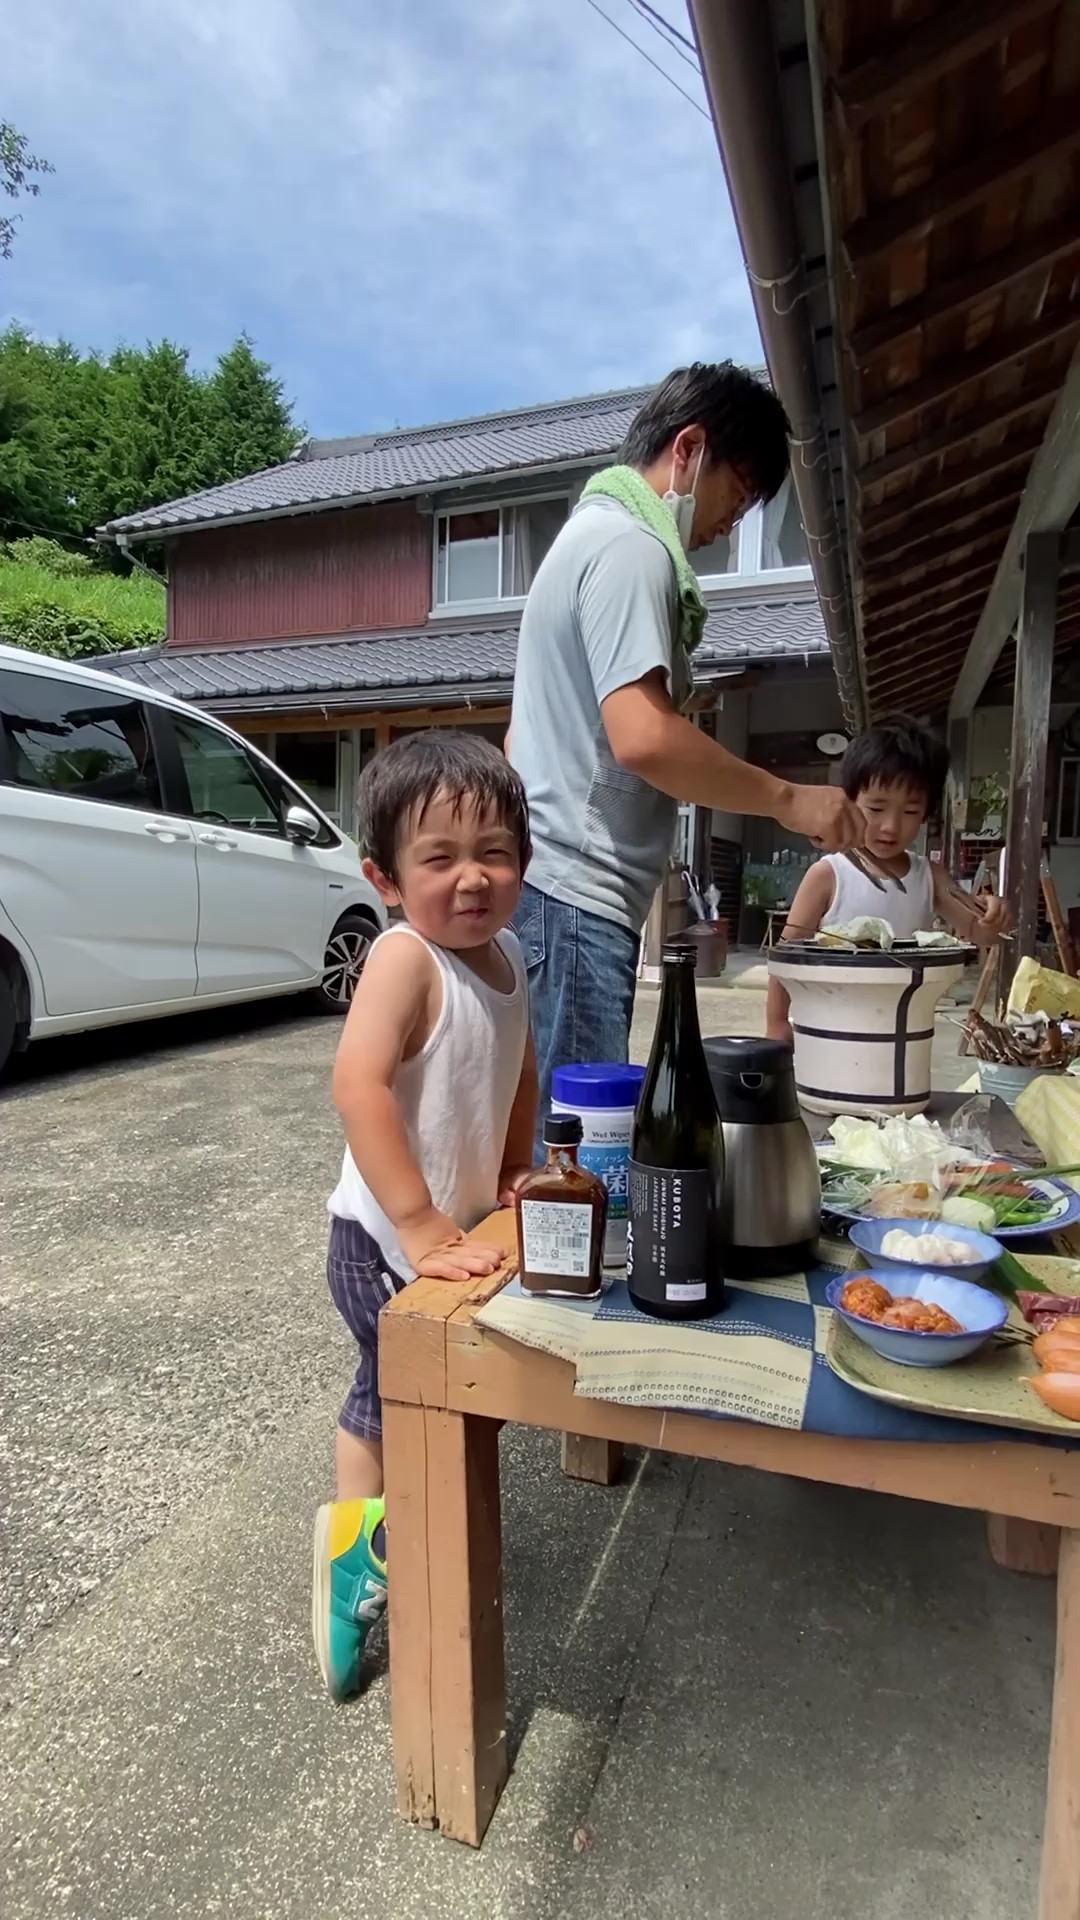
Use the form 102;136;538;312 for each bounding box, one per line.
0;644;386;1078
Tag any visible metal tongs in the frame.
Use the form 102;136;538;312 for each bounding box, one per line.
844;847;906;894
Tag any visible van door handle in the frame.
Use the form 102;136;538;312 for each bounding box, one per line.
198;832;238;850
144;822;183;842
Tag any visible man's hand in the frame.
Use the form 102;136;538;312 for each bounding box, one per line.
970;892;1012;945
497;1165;533;1207
776;782;865;853
398;1208;504;1282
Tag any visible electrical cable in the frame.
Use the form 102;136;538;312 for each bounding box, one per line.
624;0;700;70
582;0;711;119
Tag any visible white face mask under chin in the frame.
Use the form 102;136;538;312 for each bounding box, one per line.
663;443;706;552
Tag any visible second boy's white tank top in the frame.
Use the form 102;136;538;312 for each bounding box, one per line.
328;923;529;1281
820;850;934;941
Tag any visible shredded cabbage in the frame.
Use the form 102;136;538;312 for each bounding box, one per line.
826;1113;967;1175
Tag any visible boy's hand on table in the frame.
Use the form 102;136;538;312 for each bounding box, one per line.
497;1164;533;1206
399;1208;505;1282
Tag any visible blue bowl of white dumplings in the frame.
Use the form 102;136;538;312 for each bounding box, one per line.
848;1216;1001;1285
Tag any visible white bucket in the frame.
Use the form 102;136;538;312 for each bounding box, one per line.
768;945;971;1117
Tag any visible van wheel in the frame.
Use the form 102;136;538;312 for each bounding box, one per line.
313;912;379;1014
0;972;16;1080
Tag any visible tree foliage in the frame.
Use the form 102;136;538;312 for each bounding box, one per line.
1;121;53;260
0;323;303;544
0;321;300;656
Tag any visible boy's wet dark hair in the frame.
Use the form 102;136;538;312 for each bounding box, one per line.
840;715;949;817
619;361;791;505
359;729;531;881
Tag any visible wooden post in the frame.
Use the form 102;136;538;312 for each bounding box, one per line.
560;1434;624;1485
384;1402;507;1846
1039;1527;1080;1920
1002;531;1059;1000
944;714;970;871
986;1513;1061;1576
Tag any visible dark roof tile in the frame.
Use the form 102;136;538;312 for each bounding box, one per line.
95;593;827;708
101;387;653;540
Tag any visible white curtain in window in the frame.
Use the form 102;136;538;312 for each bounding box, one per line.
761;476;808;570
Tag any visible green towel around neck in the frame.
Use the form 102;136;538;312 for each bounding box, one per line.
581;463;708;657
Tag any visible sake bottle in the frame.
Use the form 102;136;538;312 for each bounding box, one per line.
627;942;726;1319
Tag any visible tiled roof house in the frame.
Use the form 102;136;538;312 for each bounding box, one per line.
94;381;843;919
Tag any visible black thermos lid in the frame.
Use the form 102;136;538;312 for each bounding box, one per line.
703;1035;800;1124
543;1113;584;1147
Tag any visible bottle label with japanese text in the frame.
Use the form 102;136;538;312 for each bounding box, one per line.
626;1163;713;1303
520;1199;594;1278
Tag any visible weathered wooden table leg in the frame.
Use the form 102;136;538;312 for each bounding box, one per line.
384;1398;507;1846
986;1513;1061;1576
560;1433;624;1485
1040;1527;1080;1920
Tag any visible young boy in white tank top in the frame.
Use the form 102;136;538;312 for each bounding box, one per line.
766;717;1010;1045
313;733;537;1701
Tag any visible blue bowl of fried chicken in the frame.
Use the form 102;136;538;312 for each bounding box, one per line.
826;1269;1007;1368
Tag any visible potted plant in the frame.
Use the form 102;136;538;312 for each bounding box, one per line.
970;773;1007;836
740;870;785;946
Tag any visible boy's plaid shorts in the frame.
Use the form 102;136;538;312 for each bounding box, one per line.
327;1215;407;1442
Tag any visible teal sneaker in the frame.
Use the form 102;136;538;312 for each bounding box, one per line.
312;1497;388;1702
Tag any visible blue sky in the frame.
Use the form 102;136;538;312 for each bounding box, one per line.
1;0;761;439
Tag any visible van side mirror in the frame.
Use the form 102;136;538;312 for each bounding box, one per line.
285;803;320;845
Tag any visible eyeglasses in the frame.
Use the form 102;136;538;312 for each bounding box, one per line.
728;467;755;526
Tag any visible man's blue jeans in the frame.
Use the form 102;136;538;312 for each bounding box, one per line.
512;882;640;1160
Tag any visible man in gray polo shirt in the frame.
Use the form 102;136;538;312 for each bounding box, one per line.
509;362;863;1137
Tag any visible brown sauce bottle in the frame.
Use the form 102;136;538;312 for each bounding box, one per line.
515;1115;608;1299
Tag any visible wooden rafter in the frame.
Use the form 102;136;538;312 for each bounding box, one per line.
858;429;1044;540
850;219;1080;364
855;376;1062;490
864;668;968;714
868;611;987;666
843;97;1080;269
852;312;1080;438
870;667;972;710
869;633;986;686
863;497;1018;570
834;0;1060;128
862;582;992;648
865;534;1007;598
862;560;999;623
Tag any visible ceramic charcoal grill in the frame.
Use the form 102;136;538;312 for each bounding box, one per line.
767;941;975;1118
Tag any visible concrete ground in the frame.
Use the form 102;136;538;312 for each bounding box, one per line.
0;968;1051;1920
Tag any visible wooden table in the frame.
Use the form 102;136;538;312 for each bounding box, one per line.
380;1213;1080;1917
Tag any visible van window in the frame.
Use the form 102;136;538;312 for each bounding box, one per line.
0;668;162;809
172;712;286;834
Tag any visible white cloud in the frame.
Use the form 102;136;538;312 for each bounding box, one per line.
0;0;761;433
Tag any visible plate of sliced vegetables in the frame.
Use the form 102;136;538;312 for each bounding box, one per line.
818;1153;1080;1241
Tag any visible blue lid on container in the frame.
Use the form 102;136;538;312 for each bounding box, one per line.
551;1062;645;1108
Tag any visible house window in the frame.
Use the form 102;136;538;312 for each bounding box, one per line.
1059;756;1080;843
434;497;569;607
690;529;740;579
761;475;809;570
691;479;810;586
